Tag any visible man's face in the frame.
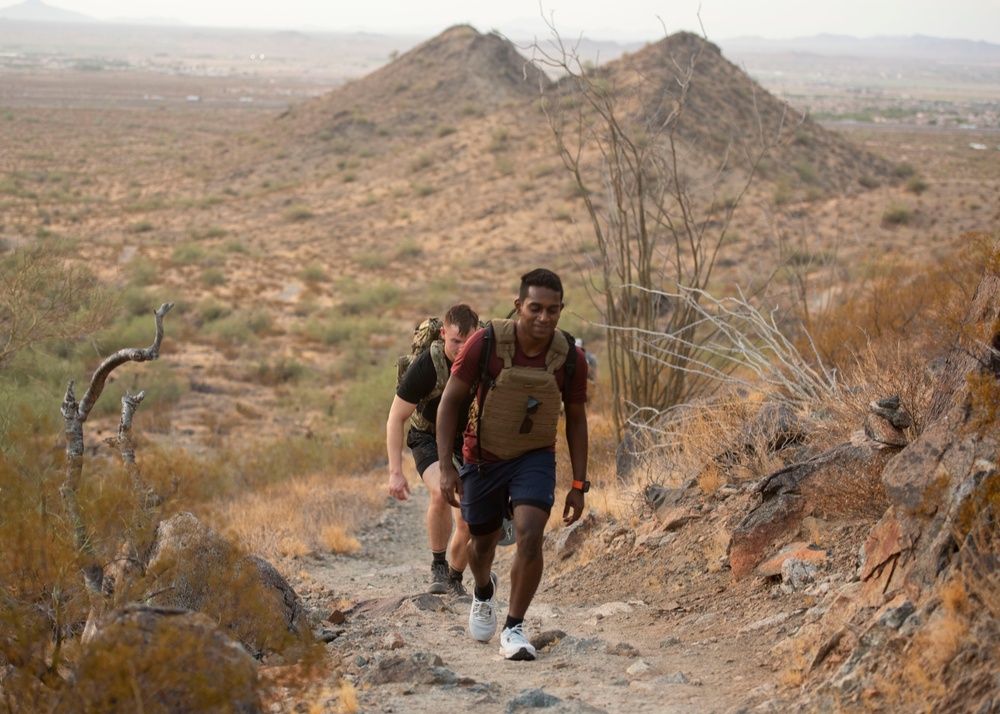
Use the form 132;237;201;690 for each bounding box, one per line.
441;323;473;361
515;285;563;341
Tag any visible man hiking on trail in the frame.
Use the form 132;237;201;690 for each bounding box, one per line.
436;268;589;661
387;303;480;596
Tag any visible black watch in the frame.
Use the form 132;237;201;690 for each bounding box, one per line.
572;480;591;493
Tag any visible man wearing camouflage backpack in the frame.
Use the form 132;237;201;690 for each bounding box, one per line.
386;303;480;596
436;269;589;661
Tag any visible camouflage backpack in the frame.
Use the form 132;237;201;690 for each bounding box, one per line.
396;317;450;433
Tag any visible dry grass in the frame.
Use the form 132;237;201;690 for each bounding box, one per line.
206;470;383;562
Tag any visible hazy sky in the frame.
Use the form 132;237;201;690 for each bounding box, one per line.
8;0;1000;43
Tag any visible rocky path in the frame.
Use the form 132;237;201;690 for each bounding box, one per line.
299;483;785;714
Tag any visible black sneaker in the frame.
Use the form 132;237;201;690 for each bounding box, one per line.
448;576;467;597
428;561;450;595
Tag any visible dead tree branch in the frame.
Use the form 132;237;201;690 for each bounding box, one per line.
60;302;174;596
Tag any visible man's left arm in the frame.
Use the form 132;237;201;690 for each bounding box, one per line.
562;400;589;525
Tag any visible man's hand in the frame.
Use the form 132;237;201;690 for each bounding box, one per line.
439;461;463;508
388;470;410;501
562;488;585;525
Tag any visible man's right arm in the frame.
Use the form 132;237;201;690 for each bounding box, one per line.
436;375;471;508
386;395;418;500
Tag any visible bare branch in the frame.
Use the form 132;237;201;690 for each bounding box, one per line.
77;302;174;422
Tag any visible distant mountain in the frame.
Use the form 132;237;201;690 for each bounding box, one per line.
0;0;93;22
106;15;186;26
719;33;1000;62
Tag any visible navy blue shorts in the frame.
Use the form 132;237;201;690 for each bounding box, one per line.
459;450;556;536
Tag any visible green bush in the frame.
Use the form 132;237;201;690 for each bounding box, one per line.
298;312;381;346
339;280;400;315
409;152;434;173
171;243;205;265
354;251;386;270
395;240;422;260
905;176;930;195
284;205;314;222
299;263;329;282
253;357;307;386
882;203;913;226
197;298;232;323
201;269;227;287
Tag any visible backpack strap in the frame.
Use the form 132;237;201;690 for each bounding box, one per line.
427;340;450;397
474;322;496;467
491;318;517;369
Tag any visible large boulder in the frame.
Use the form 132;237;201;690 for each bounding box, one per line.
60;604;262;714
140;513;307;658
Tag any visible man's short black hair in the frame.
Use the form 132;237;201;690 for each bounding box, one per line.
444;303;479;334
519;268;563;302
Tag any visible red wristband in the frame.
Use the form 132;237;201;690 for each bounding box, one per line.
572;480;586;490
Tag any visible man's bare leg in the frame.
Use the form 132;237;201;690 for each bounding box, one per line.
506;505;548;619
423;462;470;588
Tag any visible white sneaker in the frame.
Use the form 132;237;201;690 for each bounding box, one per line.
499;623;536;661
468;572;498;642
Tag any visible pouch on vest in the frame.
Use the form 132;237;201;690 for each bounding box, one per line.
476;319;570;461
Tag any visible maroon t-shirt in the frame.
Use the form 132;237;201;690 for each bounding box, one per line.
450;326;588;464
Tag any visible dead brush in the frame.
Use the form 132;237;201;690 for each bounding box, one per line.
807;339;934;453
205;470;383;562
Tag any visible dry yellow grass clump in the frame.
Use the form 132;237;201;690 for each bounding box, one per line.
207;471;385;561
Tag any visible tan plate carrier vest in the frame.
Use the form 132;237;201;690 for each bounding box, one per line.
477;319;570;461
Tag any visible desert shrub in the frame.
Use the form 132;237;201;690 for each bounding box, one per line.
906;176;930;194
803;235;992;379
95;313;165;354
196;298;232;323
89;361;188;417
408;152;434;172
437;124;457;138
494;156;515;176
395;239;422;259
858;174;880;189
773;176;794;205
339;280;400;315
353;251;386;270
488;128;510;152
298;312;380;346
893;162;917;179
130;220;155;233
223;238;248;253
252;356;307;386
201;269;227;287
299;262;329;282
126;256;160;286
171;242;205;265
793;161;818;185
203;309;273;345
191;224;227;239
284;204;314;222
412;182;435;197
881;202;912;226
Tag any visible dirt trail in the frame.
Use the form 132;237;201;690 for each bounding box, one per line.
302;483;785;713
